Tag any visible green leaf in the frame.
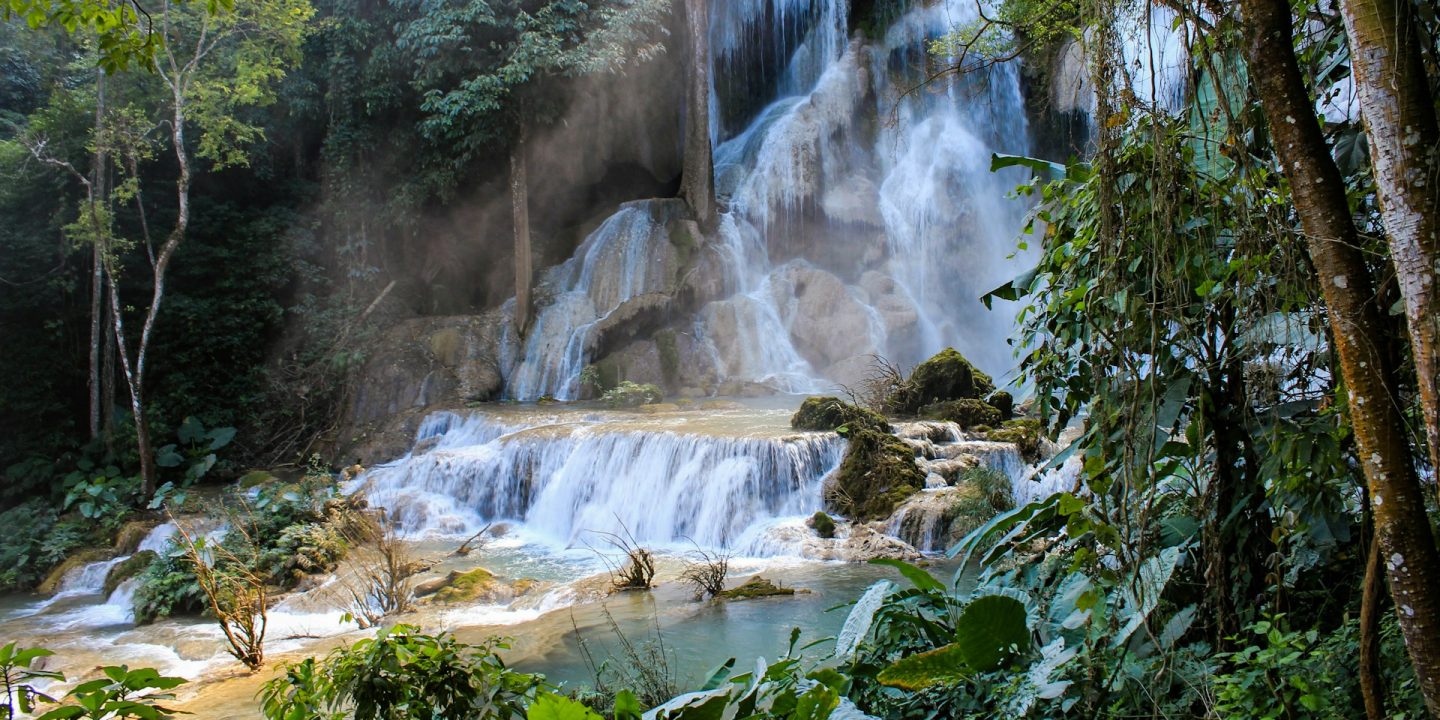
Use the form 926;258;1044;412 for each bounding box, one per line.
526;693;603;720
612;690;642;720
177;416;205;445
876;643;970;690
699;658;735;691
991;152;1066;179
869;558;944;592
206;427;236;450
954;594;1031;671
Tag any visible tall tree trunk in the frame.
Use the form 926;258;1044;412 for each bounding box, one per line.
87;67;107;440
1241;0;1440;713
1361;500;1386;720
1339;0;1440;482
511;123;532;337
681;0;715;228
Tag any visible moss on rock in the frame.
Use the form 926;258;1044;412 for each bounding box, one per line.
37;548;113;595
720;576;797;600
104;550;157;597
888;348;995;415
921;398;1003;429
809;511;836;539
602;381;664;408
828;428;926;521
985;419;1045;461
791;397;889;433
987;391;1015;421
431;567;501;604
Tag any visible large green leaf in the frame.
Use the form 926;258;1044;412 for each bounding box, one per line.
991;153;1066;178
954;594;1031;672
526;694;603;720
869;558;944;593
876;643;970;690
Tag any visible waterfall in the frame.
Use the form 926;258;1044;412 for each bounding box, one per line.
500;0;1037;400
358;410;846;552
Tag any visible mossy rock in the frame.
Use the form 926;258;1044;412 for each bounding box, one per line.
809;511;836;539
921;398;1003;430
888;348;995;414
636;402;682;414
985;419;1045;461
238;470;278;489
791;397;889;433
602;381;664;408
113;521;159;555
430;568;501;604
987;391;1015;421
37;548;114;595
104;550;157;597
720;576;797;600
828;428;926;521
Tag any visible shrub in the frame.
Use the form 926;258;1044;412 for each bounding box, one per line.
259;625;546;720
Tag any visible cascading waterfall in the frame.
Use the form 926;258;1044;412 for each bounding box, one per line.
502;0;1037;400
358;410;846;551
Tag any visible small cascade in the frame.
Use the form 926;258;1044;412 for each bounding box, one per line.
506;202;692;400
53;557;126;598
359;410;845;552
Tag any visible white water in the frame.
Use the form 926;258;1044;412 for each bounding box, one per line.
358;409;845;551
502;0;1036;400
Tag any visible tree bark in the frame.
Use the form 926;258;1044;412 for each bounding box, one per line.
511;123;532;337
87;68;106;440
1241;0;1440;713
680;0;715;229
1361;508;1386;720
1339;0;1440;485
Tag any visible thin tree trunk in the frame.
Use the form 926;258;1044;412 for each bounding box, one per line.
681;0;715;228
102;288;116;452
511;123;532;336
1361;504;1386;720
1241;0;1440;713
87;68;107;440
1339;0;1440;485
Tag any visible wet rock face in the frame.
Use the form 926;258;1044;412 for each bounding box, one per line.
769;261;879;372
337;311;509;464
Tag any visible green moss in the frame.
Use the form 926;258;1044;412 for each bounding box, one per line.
720;576;796;600
433;567;499;604
828;428;926;521
104;549;157;596
791;397;889;433
985;419;1045;461
37;548;113;595
602;381;664;408
809;511;836;539
238;470;277;489
921;398;1003;430
888;348;993;415
656;330;680;388
987;391;1015;420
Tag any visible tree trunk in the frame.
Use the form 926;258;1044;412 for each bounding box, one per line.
1361;505;1386;720
87;67;107;440
681;0;715;228
1241;0;1440;713
511;124;532;337
1339;0;1440;485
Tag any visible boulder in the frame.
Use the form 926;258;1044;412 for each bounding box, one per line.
827;428;926;521
425;568;514;605
985;419;1045;461
808;511;837;539
720;576;799;600
790;397;889;434
767;262;879;370
921;399;1003;430
104;550;157;597
888;348;995;414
